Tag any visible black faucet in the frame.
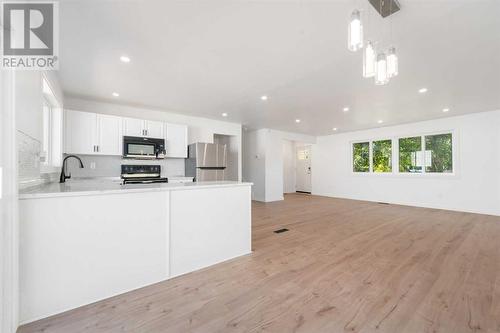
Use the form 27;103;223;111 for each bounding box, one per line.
59;155;84;183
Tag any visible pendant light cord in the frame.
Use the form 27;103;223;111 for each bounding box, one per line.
390;0;393;44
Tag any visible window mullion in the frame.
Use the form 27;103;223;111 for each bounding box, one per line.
421;135;426;174
369;141;373;173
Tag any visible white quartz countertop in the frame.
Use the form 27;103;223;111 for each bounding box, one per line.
19;179;252;200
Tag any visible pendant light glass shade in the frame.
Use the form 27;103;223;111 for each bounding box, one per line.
387;46;398;78
363;41;376;78
348;10;363;52
375;52;389;85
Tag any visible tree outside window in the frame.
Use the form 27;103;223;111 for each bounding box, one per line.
425;133;453;173
372;139;392;172
353;142;370;172
399;136;422;173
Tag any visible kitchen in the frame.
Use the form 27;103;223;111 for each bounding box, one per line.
16;75;252;324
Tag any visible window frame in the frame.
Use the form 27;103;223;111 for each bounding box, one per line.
40;74;63;174
351;140;371;173
350;130;458;177
371;138;393;173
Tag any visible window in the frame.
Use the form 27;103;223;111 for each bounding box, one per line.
399;136;422;173
352;132;454;175
398;133;453;174
41;76;63;171
353;142;370;172
372;139;392;172
425;133;453;173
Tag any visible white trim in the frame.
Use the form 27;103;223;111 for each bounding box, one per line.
1;70;19;333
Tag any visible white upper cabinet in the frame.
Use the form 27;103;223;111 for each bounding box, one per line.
123;118;164;138
165;123;188;158
65;110;97;155
97;114;123;155
145;120;164;139
65;110;188;158
123;118;145;137
65;110;122;156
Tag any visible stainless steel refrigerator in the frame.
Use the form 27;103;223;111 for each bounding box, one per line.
185;143;227;181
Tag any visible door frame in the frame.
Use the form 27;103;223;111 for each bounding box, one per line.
295;144;312;194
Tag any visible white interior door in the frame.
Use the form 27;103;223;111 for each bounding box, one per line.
296;145;312;193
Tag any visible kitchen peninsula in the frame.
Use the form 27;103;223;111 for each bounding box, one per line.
18;181;252;324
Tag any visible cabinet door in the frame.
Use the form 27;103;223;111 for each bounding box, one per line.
65;110;97;155
165;123;188;158
97;114;123;155
145;120;164;138
123;118;145;137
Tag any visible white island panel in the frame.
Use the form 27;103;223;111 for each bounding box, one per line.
170;186;252;277
19;191;170;324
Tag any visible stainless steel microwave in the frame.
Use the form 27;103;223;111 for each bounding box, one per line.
123;136;166;159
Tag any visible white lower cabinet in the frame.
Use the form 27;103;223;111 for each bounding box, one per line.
65;110;122;155
19;184;251;323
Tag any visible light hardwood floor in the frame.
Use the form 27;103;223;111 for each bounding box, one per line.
18;194;500;333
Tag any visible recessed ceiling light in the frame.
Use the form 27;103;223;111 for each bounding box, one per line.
442;108;450;112
260;95;268;101
222;113;228;117
377;120;383;124
112;92;119;97
295;119;301;123
418;88;428;93
120;55;131;63
343;107;349;112
333;127;338;131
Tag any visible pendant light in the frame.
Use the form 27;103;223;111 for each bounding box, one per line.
363;41;376;77
348;10;363;52
375;52;389;85
387;46;398;78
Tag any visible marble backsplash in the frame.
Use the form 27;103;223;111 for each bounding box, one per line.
17;130;51;189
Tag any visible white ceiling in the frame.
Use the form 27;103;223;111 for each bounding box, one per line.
60;0;500;136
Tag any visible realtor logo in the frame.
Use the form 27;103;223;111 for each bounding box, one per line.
1;1;59;70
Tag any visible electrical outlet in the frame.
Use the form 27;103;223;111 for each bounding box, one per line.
90;162;96;169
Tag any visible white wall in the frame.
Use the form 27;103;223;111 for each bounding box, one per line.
312;110;500;216
243;129;315;202
242;129;266;201
1;70;19;333
282;140;296;193
16;72;63;142
16;71;64;188
64;98;243;180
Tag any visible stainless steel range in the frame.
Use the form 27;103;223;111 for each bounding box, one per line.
121;165;168;184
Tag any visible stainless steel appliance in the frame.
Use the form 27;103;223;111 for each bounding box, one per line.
123;136;166;159
121;165;168;184
185;143;227;181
